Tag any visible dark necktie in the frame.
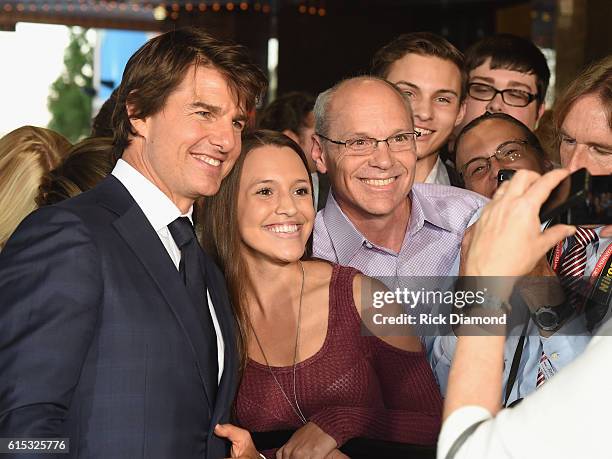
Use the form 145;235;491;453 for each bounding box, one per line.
168;217;218;402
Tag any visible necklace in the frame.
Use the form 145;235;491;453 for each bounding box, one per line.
249;261;308;425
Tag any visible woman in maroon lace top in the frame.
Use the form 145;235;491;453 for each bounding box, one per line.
202;130;442;458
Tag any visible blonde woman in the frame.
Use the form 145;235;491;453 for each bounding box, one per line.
36;137;115;206
0;126;71;248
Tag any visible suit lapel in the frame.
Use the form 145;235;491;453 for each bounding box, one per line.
102;177;217;409
201;254;237;426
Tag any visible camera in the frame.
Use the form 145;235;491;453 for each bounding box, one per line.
539;168;612;225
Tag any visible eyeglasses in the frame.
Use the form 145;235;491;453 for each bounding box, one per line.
316;131;420;154
468;83;538;108
459;140;531;180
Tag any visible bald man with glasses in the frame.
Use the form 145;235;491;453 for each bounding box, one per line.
310;76;487;372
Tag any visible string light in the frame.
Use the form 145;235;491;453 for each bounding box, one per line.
0;0;329;22
153;4;166;19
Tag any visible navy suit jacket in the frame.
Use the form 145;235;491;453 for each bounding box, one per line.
0;176;237;458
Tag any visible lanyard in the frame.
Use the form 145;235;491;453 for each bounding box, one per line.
585;243;612;330
550;238;612;281
550;237;612;328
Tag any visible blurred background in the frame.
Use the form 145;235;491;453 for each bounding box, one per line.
0;0;610;141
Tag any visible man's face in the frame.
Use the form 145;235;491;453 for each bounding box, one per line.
456;118;547;198
560;94;612;174
312;80;416;222
129;65;245;212
386;53;465;160
458;58;544;132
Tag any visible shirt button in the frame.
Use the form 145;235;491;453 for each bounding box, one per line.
550;352;559;360
364;242;373;249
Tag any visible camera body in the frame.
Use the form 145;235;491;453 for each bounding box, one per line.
496;168;611;224
539;168;612;225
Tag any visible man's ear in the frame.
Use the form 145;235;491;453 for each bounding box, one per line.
455;100;467;127
281;129;300;144
311;135;328;174
127;102;148;138
535;103;546;125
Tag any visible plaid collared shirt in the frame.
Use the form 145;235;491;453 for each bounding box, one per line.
313;183;487;279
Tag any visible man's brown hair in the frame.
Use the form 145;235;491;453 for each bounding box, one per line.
553;55;612;134
371;32;467;100
112;27;267;159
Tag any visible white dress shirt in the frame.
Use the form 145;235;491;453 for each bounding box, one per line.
112;159;224;383
437;319;612;459
424;156;451;185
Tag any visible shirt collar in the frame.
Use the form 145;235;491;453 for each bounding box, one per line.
424;156;451;185
111;159;192;231
322;185;459;263
409;184;457;235
322;193;369;265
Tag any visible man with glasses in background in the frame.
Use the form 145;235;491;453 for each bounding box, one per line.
311;76;487;363
455;112;551;198
454;34;550;137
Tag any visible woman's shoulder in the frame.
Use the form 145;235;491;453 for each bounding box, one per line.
303;260;362;285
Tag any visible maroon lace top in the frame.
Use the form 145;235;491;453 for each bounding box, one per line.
235;264;443;452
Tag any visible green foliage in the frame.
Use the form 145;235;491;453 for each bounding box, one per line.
48;27;93;143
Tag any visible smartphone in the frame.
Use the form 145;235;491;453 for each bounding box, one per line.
539;168;612;224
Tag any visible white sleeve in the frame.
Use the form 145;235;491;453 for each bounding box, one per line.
438;331;612;459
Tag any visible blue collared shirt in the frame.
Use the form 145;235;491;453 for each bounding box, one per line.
433;227;612;406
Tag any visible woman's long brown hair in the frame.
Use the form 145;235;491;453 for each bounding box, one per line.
199;129;314;374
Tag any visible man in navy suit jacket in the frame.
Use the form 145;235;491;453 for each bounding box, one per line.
0;28;266;458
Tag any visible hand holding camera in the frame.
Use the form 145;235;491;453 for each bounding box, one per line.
461;169;577;298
